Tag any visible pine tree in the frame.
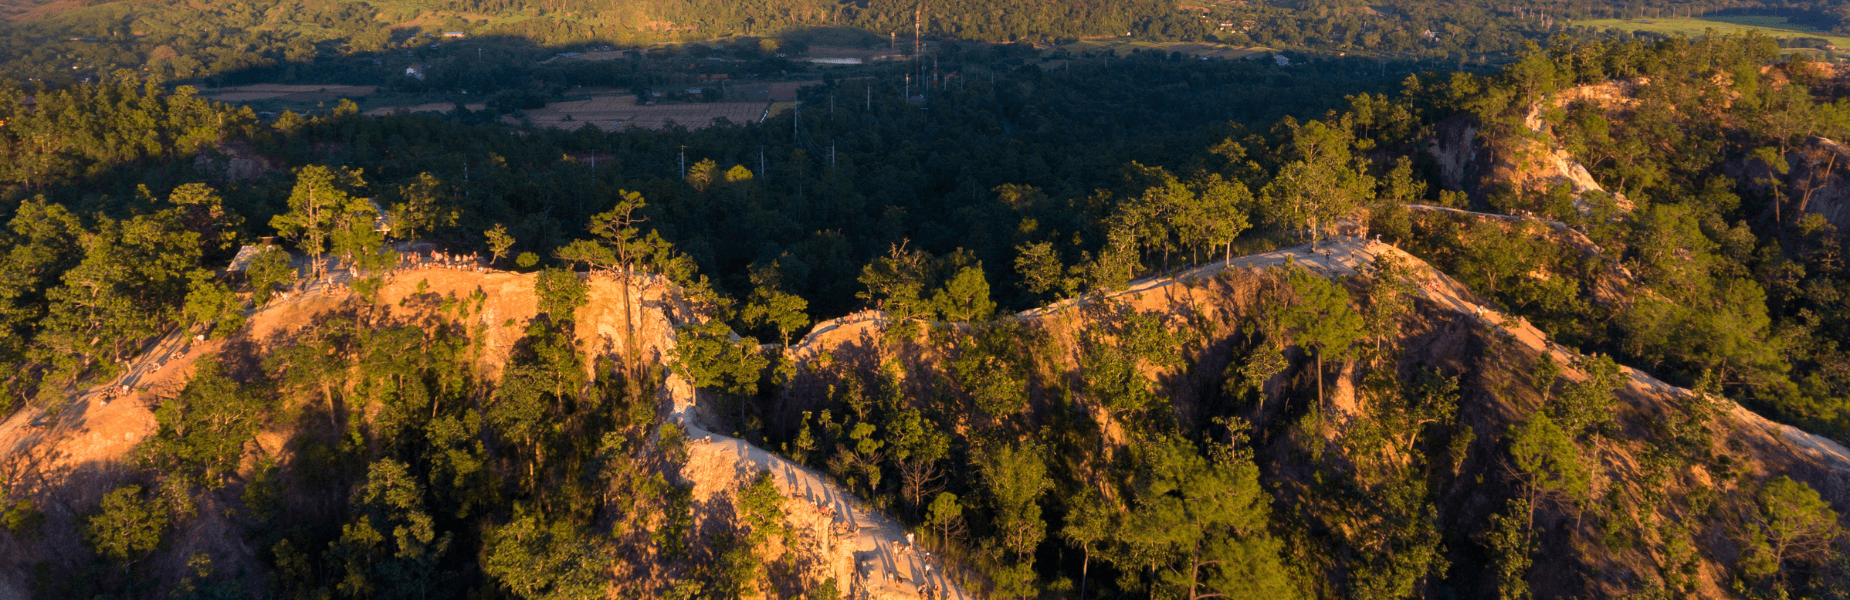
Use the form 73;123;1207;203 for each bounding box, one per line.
271;165;371;280
1276;265;1364;417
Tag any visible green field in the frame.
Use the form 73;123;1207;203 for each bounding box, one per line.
1573;16;1850;51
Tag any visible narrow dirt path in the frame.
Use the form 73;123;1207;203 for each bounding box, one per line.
664;311;973;599
679;424;970;600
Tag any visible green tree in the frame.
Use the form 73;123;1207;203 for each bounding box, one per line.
885;407;950;514
483;511;607;600
1014;241;1076;300
1753;476;1840;583
555;190;662;386
1178;174;1252;265
1507;411;1590;536
84;484;168;565
738;470;786;548
857;242;933;322
534;267;588;323
41;210;199;376
486;224;516;267
1079;311;1181;428
137;358;270;489
927;491;965;546
1261;120;1377;243
181;269;246;339
488;313;586;495
979;441;1050;562
271;165;370;280
1061;492;1113;600
390;172;459;240
0;199;83;362
1116;434;1295;600
329;205;393;282
1550;355;1622;437
931;265;995;324
165;183;243;258
1487;498;1534;600
329;459;453;599
739;283;810;347
1276;265;1364;416
670;319;768;397
244;245;296;305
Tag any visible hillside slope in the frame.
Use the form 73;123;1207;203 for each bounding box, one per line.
772;236;1850;597
1;236;1846;596
0;260;965;598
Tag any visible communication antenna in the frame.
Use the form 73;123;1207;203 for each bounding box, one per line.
760;146;766;179
830;141;836;168
679;145;686;180
866;84;871;110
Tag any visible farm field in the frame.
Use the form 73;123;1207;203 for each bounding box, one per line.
1573;16;1850;50
730;80;818;102
195;84;377;102
362;102;487;116
509;94;768;131
1054;39;1273;59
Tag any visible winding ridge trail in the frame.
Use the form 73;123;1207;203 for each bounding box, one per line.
668;375;971;599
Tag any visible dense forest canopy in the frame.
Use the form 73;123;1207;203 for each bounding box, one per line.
6;0;1850;595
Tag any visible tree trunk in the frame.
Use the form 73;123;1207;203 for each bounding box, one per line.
620;267;640;397
1316;353;1325;420
1187;540;1202;600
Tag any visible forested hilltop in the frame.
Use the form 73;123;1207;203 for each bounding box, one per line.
6;20;1850;600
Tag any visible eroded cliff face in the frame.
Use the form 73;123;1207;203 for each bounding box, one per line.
776;237;1850;598
1425;115;1489;195
1426;81;1638;214
0;268;697;595
1731;135;1850;233
6;235;1850;598
0;264;965;599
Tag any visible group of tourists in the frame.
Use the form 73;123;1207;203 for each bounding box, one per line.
397;250;487;274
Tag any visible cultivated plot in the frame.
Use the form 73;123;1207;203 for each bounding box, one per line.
1574;16;1850;50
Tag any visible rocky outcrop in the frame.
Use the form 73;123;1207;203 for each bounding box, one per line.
1426;81;1639;214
